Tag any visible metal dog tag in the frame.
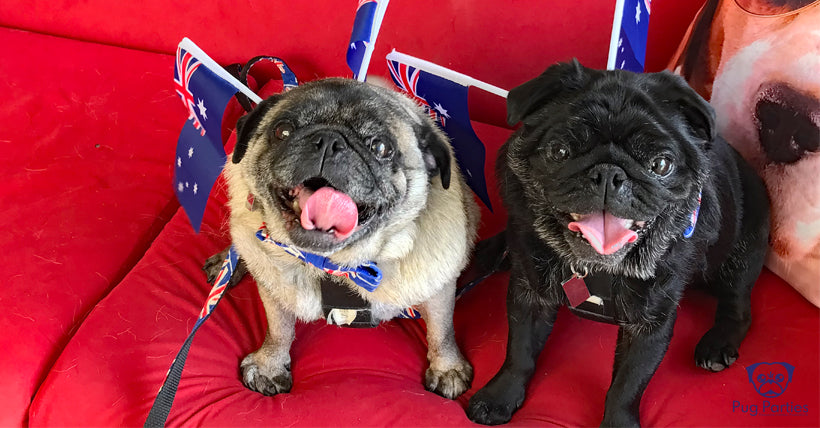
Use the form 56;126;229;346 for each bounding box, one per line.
562;274;591;308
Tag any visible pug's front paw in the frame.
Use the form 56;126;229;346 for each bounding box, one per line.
240;353;292;396
695;328;740;372
424;359;473;399
467;385;524;426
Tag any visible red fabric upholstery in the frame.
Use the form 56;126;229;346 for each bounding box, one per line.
2;0;818;426
0;28;179;426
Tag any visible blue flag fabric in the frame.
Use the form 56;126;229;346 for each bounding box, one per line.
173;46;239;231
614;0;651;72
387;59;493;210
347;0;378;79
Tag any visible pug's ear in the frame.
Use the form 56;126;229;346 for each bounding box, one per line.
415;123;452;189
232;96;279;164
507;58;590;125
656;71;717;144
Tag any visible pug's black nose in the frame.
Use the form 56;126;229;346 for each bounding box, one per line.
589;164;627;193
755;83;820;164
314;130;348;154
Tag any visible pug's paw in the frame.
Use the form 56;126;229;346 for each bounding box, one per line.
240;353;292;396
424;359;473;399
202;247;247;286
466;386;524;426
694;329;740;372
601;410;640;428
202;249;229;284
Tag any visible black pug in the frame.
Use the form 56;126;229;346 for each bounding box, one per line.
466;61;770;427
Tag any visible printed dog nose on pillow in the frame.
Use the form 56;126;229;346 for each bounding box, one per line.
670;0;820;307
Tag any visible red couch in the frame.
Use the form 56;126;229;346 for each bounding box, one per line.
2;1;818;426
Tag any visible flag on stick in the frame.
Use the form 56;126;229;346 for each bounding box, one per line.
347;0;390;81
386;50;507;210
607;0;651;72
173;38;261;231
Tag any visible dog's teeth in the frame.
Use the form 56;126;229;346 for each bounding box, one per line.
292;199;300;212
570;213;582;221
635;220;646;228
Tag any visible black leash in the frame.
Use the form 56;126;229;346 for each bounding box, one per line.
144;247;239;427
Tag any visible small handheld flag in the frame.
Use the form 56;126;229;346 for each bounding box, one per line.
173;38;262;232
607;0;651;72
347;0;390;81
386;50;507;210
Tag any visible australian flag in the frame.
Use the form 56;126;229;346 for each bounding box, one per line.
173;45;239;231
609;0;651;72
387;59;492;210
347;0;380;79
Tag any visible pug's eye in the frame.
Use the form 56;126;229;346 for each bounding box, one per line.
650;156;673;176
548;143;571;162
369;138;393;159
274;121;294;141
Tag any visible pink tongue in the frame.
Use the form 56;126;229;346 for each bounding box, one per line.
298;187;359;240
567;212;638;255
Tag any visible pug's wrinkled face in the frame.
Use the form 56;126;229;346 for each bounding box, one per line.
504;62;713;271
233;78;451;253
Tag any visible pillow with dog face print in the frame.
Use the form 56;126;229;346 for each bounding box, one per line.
670;0;820;307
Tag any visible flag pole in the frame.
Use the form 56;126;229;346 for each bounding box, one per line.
179;38;263;104
606;0;627;70
385;50;509;98
357;0;390;82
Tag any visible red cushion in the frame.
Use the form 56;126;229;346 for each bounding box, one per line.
0;29;180;426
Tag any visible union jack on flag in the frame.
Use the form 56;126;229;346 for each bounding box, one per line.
387;61;448;127
386;52;496;210
175;47;205;136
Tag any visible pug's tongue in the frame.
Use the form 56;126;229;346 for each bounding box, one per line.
297;187;358;240
568;211;638;255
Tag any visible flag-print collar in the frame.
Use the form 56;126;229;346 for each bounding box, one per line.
255;223;383;292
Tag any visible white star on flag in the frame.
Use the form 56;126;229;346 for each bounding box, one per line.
177;182;184;192
350;42;356;49
188;147;194;158
177;156;182;167
185;182;189;188
197;99;208;120
193;183;198;195
433;103;450;118
635;3;641;23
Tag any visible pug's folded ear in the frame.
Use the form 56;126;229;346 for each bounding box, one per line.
415;123;452;189
507;59;590;125
232;96;279;164
655;71;717;145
